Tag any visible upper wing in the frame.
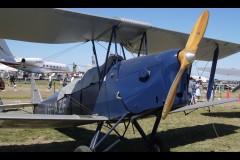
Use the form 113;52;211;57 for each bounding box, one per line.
124;27;240;61
199;67;240;76
170;98;238;113
0;8;239;61
0;114;108;128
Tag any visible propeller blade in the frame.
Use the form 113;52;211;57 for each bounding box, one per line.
162;10;209;120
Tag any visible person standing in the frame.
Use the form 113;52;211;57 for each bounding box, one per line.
9;73;15;87
188;77;196;105
48;74;52;89
0;77;5;91
195;80;202;102
62;75;68;87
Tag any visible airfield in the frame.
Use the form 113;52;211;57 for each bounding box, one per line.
0;79;239;152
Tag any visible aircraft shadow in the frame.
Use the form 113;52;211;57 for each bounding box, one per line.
157;123;239;149
0;123;238;152
59;124;239;152
201;112;240;118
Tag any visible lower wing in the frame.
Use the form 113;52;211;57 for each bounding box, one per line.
170;98;238;113
0;114;108;128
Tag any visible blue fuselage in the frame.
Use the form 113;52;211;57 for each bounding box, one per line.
35;49;189;119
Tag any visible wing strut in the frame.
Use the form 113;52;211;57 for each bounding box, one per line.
92;40;101;86
137;32;148;57
206;45;219;101
120;44;126;60
102;26;115;79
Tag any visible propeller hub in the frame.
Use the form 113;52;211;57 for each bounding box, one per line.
185;52;195;63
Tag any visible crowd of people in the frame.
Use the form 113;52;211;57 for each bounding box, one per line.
0;70;84;92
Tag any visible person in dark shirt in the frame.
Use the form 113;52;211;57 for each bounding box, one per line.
0;77;5;90
9;74;15;87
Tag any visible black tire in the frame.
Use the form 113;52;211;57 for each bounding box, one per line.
74;145;92;152
150;137;170;152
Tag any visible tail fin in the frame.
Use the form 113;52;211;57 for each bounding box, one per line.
73;62;82;73
31;74;42;103
0;39;15;60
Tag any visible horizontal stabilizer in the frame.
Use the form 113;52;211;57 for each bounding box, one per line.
0;102;37;110
170;98;238;113
0;114;108;128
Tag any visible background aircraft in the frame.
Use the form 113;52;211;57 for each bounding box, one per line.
199;67;240;91
199;67;240;77
0;39;70;73
0;9;239;152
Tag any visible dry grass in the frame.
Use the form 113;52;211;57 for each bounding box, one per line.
0;80;240;152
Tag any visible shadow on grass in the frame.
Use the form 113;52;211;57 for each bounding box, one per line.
201;112;240;118
0;123;238;152
159;123;239;149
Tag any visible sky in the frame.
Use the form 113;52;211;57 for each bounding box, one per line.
4;8;240;80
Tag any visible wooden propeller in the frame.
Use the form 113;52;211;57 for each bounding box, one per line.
162;10;209;120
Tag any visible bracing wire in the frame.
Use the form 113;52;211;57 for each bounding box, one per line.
194;60;200;76
200;61;209;77
96;41;114;55
44;41;88;61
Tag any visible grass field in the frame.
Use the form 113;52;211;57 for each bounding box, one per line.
0;79;240;152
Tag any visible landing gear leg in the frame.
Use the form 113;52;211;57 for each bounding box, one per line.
131;110;170;152
74;113;129;152
74;122;103;152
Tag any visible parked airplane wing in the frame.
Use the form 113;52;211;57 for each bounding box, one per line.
0;114;108;128
0;8;239;61
232;84;240;92
0;103;38;110
199;67;240;76
170;98;238;113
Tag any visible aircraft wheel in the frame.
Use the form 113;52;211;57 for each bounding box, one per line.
150;137;170;152
74;145;92;152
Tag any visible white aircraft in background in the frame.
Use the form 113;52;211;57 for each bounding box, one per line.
0;39;70;73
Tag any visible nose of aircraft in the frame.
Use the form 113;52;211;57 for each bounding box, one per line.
162;10;209;120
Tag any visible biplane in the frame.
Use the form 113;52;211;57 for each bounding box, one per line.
0;8;239;152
